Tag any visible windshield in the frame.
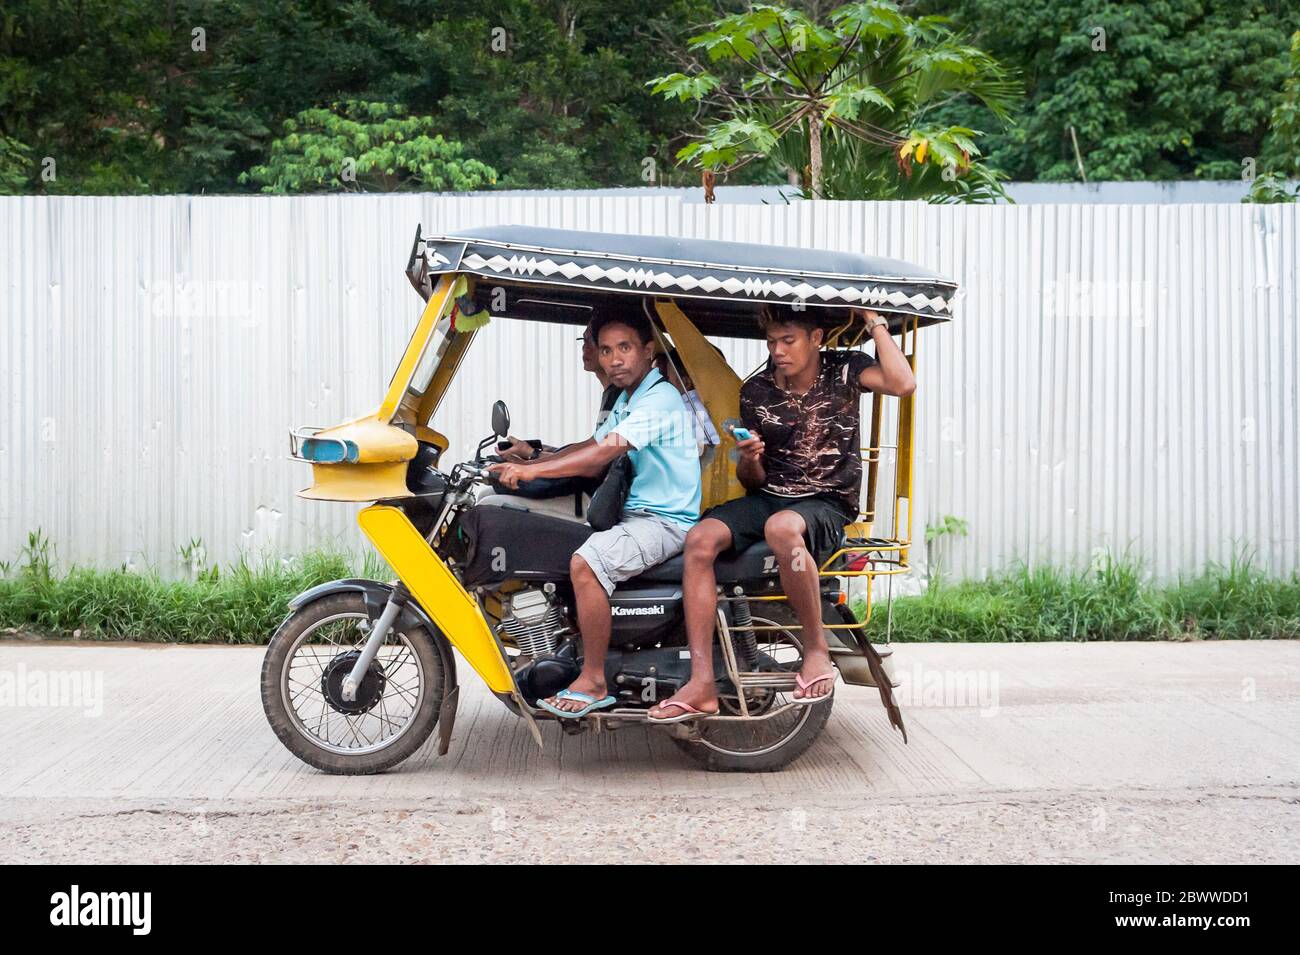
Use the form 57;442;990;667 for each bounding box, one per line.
404;314;454;399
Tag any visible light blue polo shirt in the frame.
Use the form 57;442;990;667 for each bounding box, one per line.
593;367;701;529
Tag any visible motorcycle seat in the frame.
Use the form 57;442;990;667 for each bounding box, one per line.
459;503;838;588
635;542;779;585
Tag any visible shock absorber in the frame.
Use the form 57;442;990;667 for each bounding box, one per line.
730;586;759;671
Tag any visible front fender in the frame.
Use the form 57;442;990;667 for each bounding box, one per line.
290;577;393;620
356;504;517;696
286;576;459;696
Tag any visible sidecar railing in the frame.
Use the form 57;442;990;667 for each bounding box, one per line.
709;535;909;712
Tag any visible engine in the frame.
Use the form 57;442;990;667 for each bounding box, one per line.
500;586;581;704
498;585;567;656
503;582;694;706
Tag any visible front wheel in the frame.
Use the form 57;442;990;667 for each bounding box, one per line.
260;592;445;774
672;605;833;772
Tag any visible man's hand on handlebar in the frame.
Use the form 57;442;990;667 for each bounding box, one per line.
486;461;533;490
497;436;535;462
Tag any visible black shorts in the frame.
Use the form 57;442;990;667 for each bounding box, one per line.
702;491;853;559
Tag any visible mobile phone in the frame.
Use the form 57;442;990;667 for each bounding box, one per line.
730;426;753;442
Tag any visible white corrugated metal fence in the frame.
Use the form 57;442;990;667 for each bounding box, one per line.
1;195;1295;581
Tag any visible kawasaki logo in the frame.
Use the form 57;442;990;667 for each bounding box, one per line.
611;604;664;617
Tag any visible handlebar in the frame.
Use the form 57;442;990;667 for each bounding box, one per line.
451;461;493;488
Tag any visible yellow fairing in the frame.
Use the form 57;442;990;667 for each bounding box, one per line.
300;460;410;502
413;425;449;455
296;416;419;501
357;504;515;694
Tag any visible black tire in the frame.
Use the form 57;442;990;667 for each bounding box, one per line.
260;592;446;775
672;604;834;772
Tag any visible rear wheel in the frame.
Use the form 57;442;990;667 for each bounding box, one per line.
672;604;832;772
260;592;445;774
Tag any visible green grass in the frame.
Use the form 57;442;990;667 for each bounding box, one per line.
856;553;1300;642
3;532;1298;645
0;531;390;644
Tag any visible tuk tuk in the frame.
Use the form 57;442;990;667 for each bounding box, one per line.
261;225;958;772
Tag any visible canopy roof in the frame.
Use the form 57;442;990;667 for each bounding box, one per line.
406;224;959;337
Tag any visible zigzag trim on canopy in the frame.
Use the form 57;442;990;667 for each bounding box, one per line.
459;252;952;314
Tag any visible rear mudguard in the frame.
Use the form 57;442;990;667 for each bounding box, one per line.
829;601;908;743
286;576;463;755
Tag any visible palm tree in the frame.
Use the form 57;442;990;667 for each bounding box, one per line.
650;1;1021;201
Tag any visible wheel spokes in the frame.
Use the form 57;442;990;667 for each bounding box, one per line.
281;613;425;756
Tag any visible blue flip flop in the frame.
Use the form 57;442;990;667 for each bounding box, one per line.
536;688;617;719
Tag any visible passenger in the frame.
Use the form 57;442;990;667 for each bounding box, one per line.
488;311;701;717
648;305;916;721
655;346;721;451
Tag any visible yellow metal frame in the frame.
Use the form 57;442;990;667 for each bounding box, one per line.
652;298;747;512
380;275;457;421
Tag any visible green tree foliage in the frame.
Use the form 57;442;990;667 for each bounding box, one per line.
1260;30;1300;178
0;136;33;192
0;0;283;193
649;1;1022;201
414;0;715;189
2;0;1295;194
1245;30;1300;203
919;0;1298;181
0;0;719;194
241;101;496;193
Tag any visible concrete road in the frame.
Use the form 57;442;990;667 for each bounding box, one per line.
1;640;1297;864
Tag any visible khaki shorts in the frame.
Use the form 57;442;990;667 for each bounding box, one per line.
574;510;690;595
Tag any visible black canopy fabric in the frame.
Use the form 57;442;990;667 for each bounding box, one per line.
406;225;959;335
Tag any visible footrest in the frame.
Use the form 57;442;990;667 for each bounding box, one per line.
733;671;798;691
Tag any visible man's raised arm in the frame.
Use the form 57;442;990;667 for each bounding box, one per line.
855;309;916;397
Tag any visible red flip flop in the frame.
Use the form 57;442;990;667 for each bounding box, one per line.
647;699;718;724
792;669;836;705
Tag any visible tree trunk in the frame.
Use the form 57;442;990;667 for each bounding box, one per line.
807;107;823;199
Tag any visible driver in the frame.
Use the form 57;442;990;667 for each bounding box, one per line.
495;317;621;464
488;310;701;718
485;318;621;514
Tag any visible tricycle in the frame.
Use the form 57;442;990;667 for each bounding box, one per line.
260;225;957;772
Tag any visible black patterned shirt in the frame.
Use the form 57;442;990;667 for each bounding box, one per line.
739;350;877;513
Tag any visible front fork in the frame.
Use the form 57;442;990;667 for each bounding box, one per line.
341;582;410;702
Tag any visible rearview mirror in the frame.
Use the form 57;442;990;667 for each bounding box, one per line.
491;400;510;438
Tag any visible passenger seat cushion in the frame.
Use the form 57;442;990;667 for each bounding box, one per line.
637;541;780;584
